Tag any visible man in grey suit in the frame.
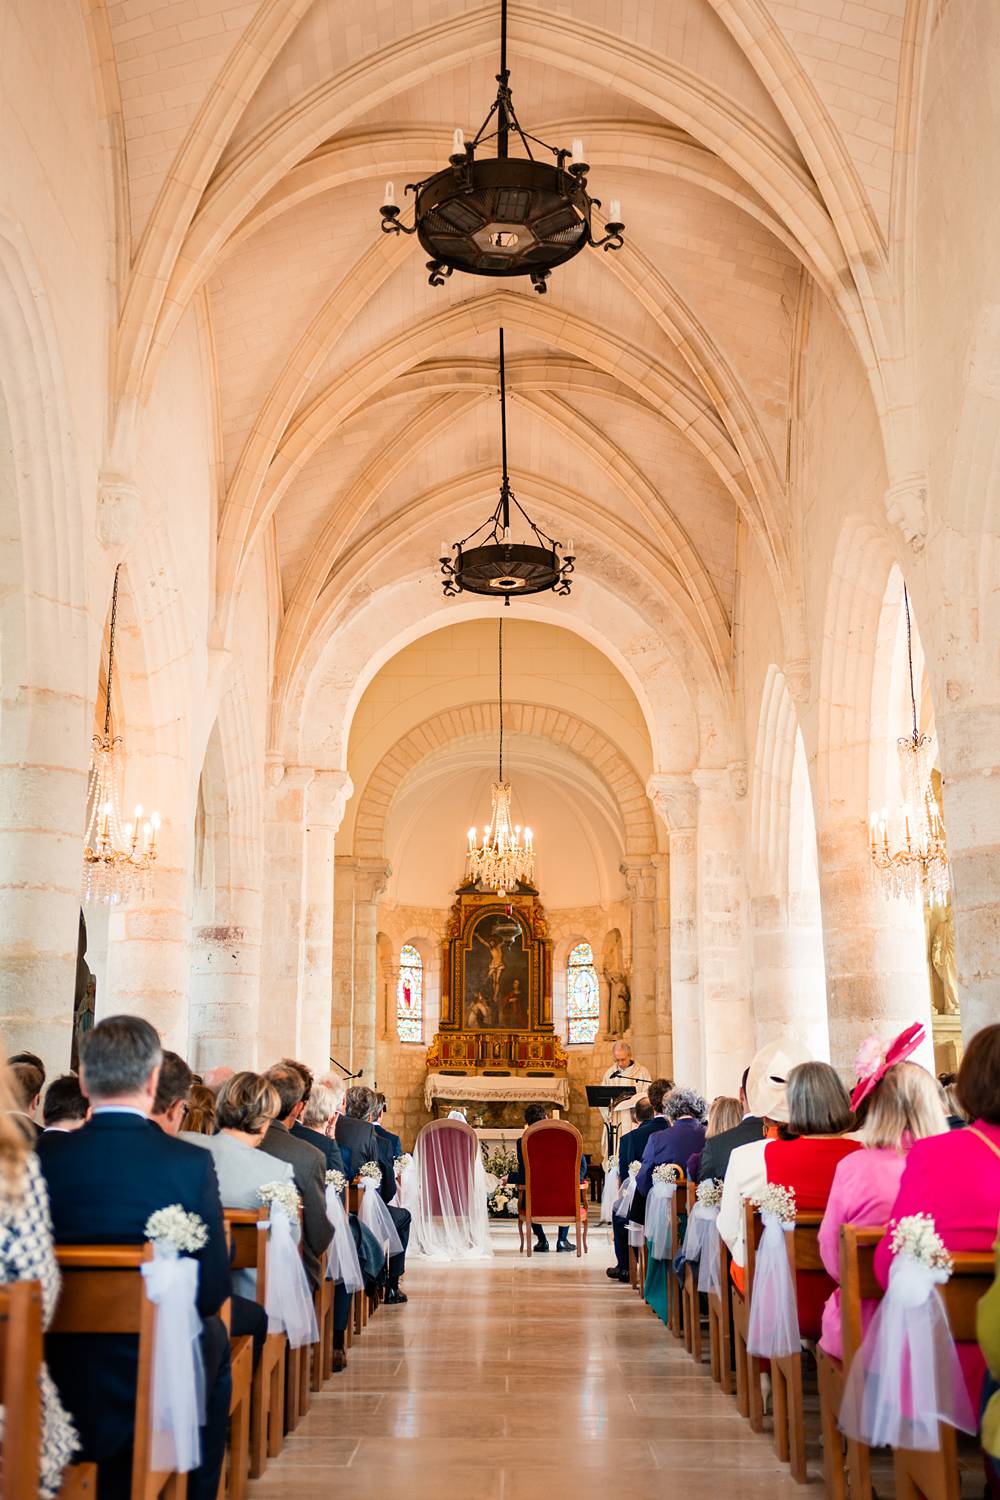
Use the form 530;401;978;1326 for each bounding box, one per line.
335;1085;410;1304
259;1064;333;1292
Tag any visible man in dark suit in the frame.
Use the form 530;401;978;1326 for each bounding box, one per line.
697;1066;763;1183
608;1078;672;1281
280;1059;348;1178
335;1085;410;1303
259;1064;333;1293
372;1092;403;1160
40;1016;232;1500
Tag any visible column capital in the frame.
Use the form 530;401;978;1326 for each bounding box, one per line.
646;773;697;832
783;657;811;705
884;474;927;552
98;472;140;548
306;768;353;833
620;857;656;901
353;856;392;905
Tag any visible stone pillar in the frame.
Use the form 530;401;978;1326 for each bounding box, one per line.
258;767;313;1065
297;770;352;1069
647;775;701;1088
749;891;829;1060
653;853;672;1079
692;769;755;1097
816;814;933;1074
188;906;262;1073
620;857;657;1076
330;856;390;1082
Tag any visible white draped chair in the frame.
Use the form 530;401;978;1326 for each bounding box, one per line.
411;1119;492;1261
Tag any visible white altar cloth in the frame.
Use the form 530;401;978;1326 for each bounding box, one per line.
424;1072;570;1112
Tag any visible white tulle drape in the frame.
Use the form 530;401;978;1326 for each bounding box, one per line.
839;1255;976;1449
324;1185;364;1295
141;1244;206;1473
747;1214;799;1358
411;1124;493;1261
265;1203;319;1348
600;1163;619;1224
357;1178;404;1257
396;1158;418;1212
644;1180;677;1261
681;1204;722;1295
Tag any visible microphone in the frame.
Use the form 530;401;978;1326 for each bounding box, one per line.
329;1055;364;1080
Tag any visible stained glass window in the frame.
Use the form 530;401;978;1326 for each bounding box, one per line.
566;941;600;1044
396;943;423;1042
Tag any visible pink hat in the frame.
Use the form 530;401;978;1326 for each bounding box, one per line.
849;1022;926;1112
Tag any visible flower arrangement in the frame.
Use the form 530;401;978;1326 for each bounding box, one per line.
394;1153;413;1173
258;1181;301;1220
752;1182;796;1224
325;1169;347;1193
696;1178;723;1208
485;1146;518;1178
144;1205;208;1253
652;1164;681;1186
358;1161;382;1182
487;1183;519;1217
888;1213;953;1274
628;1161;642;1180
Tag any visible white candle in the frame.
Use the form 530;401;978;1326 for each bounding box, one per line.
571;138;584;164
441;540;450;558
453;127;465;154
384;181;396;207
609;199;621;222
565;536;575;555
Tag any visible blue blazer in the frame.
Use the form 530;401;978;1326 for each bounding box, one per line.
374;1122;403;1159
618;1117;669;1179
291;1120;347;1177
39;1112;231;1463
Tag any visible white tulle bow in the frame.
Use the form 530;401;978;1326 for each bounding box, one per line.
839;1254;976;1449
681;1202;722;1295
324;1184;363;1294
747;1212;800;1358
396;1158;418;1212
644;1179;677;1261
358;1176;404;1256
264;1203;319;1349
600;1163;620;1224
141;1244;206;1473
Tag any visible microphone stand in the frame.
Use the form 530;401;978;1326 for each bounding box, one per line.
329;1055;363;1080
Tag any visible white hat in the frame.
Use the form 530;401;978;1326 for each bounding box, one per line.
745;1040;813;1124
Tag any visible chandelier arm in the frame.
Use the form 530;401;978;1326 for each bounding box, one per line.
103;562;122;741
902;583;920;747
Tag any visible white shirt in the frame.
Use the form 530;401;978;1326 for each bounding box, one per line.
717;1137;769;1270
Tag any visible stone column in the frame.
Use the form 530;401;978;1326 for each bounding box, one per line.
647;775;701;1088
692;769;755;1098
330;856;390;1082
749;891;829;1060
258;767;313;1065
653;853;671;1079
296;770;352;1069
188;902;263;1073
620;857;658;1076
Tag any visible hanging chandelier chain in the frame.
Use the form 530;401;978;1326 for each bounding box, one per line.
103;562;122;741
902;583;920;747
499;327;509;503
498;617;504;782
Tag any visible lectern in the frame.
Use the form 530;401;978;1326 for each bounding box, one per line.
585;1084;637;1161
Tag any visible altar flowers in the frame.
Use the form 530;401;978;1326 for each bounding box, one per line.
357;1161;404;1257
258;1182;318;1348
324;1170;363;1294
747;1183;800;1360
142;1206;208;1473
681;1179;723;1295
839;1214;977;1450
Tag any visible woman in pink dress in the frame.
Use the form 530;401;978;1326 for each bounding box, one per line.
874;1022;1000;1407
818;1050;947;1359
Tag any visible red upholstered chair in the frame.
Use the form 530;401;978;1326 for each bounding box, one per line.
415;1118;479;1218
519;1120;587;1257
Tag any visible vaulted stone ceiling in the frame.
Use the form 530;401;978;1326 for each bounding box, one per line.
104;0;913;743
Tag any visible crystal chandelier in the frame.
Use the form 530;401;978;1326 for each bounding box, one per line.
869;584;949;906
441;328;574;602
82;564;160;905
378;0;625;294
465;619;535;898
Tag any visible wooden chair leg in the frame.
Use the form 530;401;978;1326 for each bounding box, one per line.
708;1296;721;1383
786;1354;807;1485
267;1349;284;1460
817;1351;847;1500
893;1429;960;1500
773;1360;790;1462
284;1343;300;1434
732;1296;750;1420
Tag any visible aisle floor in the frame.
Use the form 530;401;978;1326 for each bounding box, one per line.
248;1218;822;1499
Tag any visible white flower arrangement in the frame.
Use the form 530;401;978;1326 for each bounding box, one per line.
258;1180;301;1221
652;1163;681;1185
358;1161;382;1182
394;1153;413;1173
488;1183;519;1217
696;1178;723;1208
485;1146;518;1178
628;1161;642;1179
752;1182;796;1224
889;1213;953;1274
144;1205;208;1254
325;1169;347;1193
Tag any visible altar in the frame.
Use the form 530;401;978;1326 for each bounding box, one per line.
424;1070;570;1115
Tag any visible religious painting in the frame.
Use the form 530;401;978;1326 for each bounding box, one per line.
463;910;531;1029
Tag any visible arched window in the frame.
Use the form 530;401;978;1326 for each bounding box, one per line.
566;941;600;1044
397;943;423;1042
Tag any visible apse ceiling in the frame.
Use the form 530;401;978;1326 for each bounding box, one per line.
104;0;911;705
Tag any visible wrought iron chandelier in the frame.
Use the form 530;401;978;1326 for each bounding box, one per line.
465;619;536;898
869;584;949;906
441;327;574;602
378;0;625;294
82;564;160;905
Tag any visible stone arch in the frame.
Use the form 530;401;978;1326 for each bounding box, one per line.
354;703;656;865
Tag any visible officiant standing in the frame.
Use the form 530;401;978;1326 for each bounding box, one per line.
600;1041;651;1158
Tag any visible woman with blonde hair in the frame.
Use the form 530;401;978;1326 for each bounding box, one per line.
686;1094;740;1180
0;1048;78;1495
817;1031;946;1360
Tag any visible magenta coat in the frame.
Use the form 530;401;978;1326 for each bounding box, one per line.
817;1146;908;1360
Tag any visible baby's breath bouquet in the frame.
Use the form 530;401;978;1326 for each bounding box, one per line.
394;1153;413;1174
628;1160;642;1180
358;1161;382;1183
696;1178;723;1208
325;1169;347;1193
258;1180;301;1220
889;1213;953;1274
753;1182;796;1224
651;1163;681;1186
144;1205;208;1253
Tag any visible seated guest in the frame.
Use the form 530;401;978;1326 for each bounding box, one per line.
875;1022;1000;1409
184;1082;217;1135
938;1070;967;1129
373;1091;403;1160
40;1074;88;1134
0;1043;78;1498
258;1064;333;1293
202;1065;235;1096
9;1058;44;1139
818;1045;946;1360
40;1016;232;1500
336;1085;411;1302
762;1061;860;1338
635;1085;707;1199
284;1062;347;1178
698;1065;764;1183
509;1103;587;1252
688;1095;741;1181
607;1079;673;1280
719;1041;812;1281
149;1050;196;1135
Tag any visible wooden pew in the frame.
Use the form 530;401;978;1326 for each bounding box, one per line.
50;1245;186;1500
223;1211;285;1479
731;1212;762;1430
216;1233;251;1500
707;1230;734;1395
892;1250;994;1500
312;1248;333;1389
681;1179;702;1363
0;1280;43;1500
816;1223;883;1500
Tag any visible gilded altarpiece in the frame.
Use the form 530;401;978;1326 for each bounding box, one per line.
425;890;568;1073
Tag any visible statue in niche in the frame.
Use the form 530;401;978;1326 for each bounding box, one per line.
607;972;631;1037
930;906;960;1015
